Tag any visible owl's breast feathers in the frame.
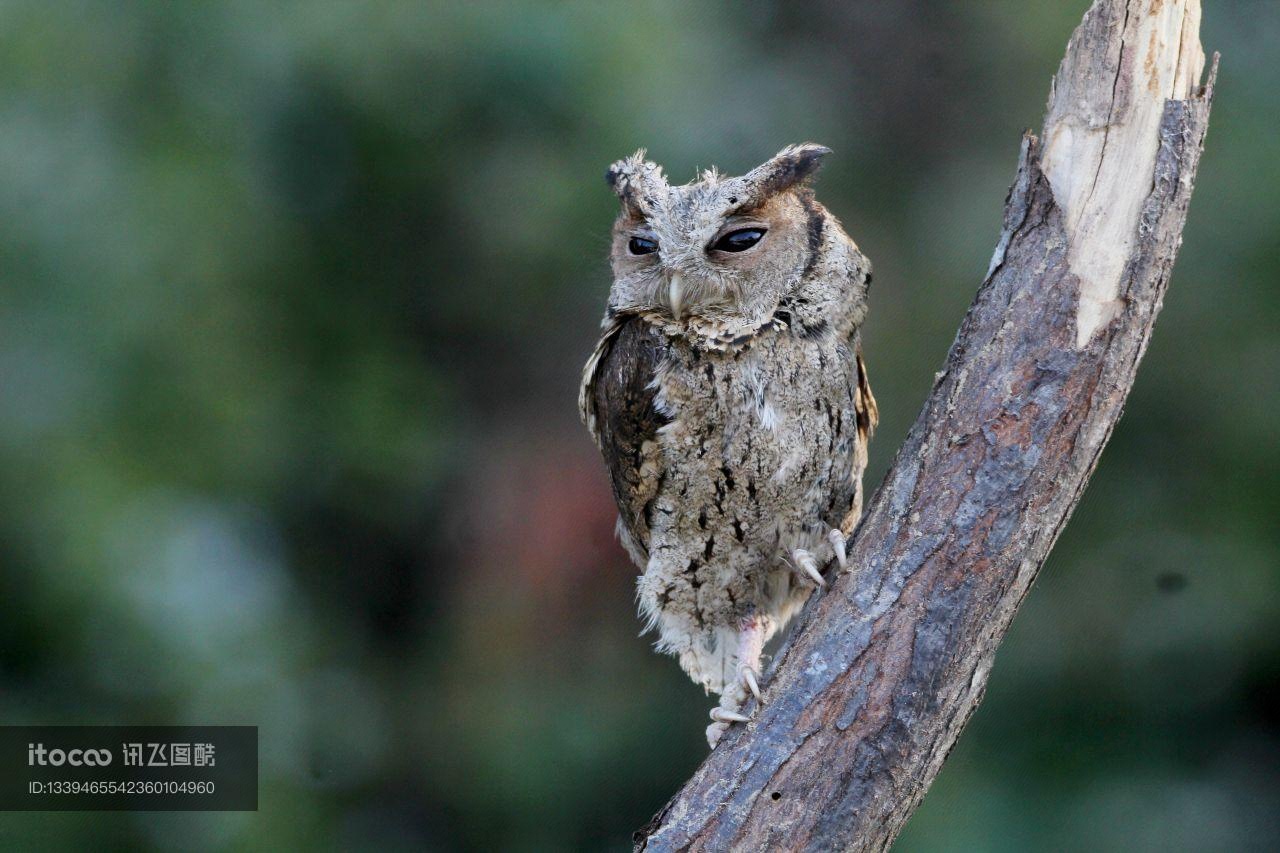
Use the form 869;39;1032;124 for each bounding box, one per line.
580;310;877;567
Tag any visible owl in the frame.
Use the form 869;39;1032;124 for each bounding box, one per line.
579;144;877;747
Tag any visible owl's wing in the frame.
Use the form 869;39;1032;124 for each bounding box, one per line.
845;342;879;529
578;314;624;445
579;315;669;559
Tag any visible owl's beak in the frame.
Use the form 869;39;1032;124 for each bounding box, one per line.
668;275;685;321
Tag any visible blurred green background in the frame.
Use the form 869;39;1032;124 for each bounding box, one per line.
0;1;1276;850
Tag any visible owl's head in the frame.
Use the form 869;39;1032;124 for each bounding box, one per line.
604;143;856;331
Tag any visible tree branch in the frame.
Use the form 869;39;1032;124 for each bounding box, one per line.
635;1;1216;849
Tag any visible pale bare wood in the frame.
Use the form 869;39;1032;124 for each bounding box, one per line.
634;1;1216;849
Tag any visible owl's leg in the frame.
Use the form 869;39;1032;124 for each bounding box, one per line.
706;615;768;748
735;615;766;705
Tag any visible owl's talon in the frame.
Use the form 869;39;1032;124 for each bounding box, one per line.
792;548;826;588
828;529;848;571
710;707;751;724
741;666;761;701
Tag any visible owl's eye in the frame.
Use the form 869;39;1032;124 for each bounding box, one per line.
628;236;659;255
711;228;766;253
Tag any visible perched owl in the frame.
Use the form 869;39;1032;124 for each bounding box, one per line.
579;144;877;747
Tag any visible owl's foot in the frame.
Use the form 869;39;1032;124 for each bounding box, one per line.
706;616;769;748
704;663;761;746
710;707;750;724
706;702;750;748
828;528;848;571
791;548;827;588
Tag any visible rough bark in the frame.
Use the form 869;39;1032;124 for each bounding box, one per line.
634;1;1216;850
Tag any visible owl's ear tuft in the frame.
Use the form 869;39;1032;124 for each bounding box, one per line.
739;143;832;205
606;150;667;216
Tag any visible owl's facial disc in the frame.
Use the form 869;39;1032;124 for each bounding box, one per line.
606;143;834;322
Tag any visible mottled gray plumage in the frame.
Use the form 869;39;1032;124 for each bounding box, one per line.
580;144;876;745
